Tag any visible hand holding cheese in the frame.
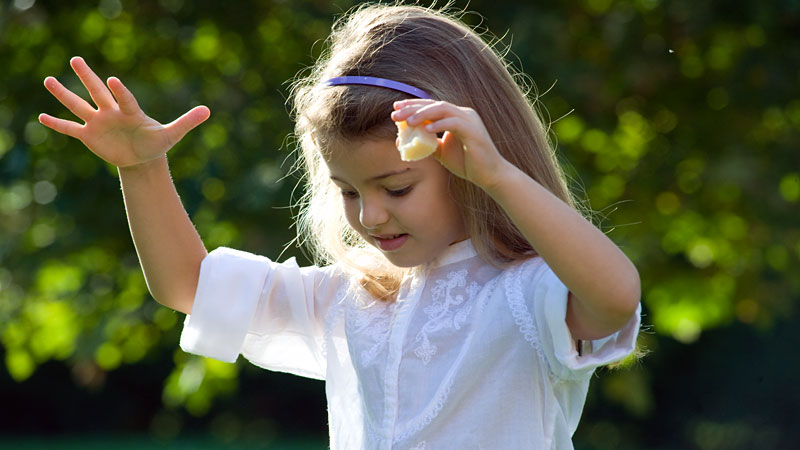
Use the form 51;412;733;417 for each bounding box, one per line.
392;98;510;191
396;120;438;161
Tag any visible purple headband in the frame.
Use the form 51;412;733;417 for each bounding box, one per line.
323;76;432;99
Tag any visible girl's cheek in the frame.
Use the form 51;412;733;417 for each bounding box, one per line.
342;200;361;228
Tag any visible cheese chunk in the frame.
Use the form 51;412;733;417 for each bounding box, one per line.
396;120;438;161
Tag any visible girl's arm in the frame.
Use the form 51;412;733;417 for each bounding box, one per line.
393;100;640;341
117;157;207;315
39;57;210;314
477;162;640;340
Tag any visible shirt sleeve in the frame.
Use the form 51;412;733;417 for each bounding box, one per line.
179;247;347;380
526;260;641;381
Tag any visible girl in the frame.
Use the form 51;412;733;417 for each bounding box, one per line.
39;4;641;449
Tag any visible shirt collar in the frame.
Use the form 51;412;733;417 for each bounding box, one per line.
428;239;478;268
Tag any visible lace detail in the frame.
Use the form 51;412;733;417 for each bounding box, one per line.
393;375;454;444
347;298;397;367
410;442;426;450
394;275;499;446
413;269;480;365
505;261;546;364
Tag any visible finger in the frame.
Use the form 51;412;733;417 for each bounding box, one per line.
393;99;435;110
106;77;141;115
419;116;469;136
70;56;116;110
390;103;427;121
38;113;84;140
405;102;466;127
165;105;211;144
43;76;96;122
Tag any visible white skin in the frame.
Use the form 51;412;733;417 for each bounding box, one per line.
40;57;639;340
40;57;209;315
325;139;467;268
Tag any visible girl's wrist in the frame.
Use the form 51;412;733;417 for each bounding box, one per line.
477;158;520;197
117;154;168;175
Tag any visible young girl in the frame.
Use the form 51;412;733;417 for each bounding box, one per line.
39;4;641;449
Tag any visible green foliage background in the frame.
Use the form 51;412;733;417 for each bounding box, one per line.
1;0;798;448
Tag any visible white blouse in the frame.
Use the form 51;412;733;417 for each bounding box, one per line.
180;240;640;450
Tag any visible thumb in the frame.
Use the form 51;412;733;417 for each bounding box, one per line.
431;132;465;178
165;105;211;143
438;131;465;164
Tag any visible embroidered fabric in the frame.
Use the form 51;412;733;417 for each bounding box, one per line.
347;298;398;367
392;259;500;446
413;269;481;364
505;259;549;370
393;374;454;444
181;240;641;450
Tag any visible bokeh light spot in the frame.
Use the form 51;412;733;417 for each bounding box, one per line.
706;87;729;110
13;0;36;11
95;342;123;370
5;349;35;381
33;180;57;204
554;115;585;144
98;0;123;20
24;121;48;146
778;173;800;202
656;191;680;215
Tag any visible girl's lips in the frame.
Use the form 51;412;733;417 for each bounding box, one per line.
373;234;409;251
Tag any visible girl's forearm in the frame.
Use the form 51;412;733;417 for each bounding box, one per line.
483;161;640;340
118;155;207;314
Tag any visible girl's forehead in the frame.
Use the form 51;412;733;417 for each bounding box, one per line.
324;139;415;182
324;138;398;164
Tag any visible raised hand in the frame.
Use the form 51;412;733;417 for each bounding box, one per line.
391;99;509;190
39;57;210;168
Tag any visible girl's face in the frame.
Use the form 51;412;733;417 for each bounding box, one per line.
325;139;467;267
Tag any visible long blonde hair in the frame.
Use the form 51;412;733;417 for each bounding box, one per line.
290;3;577;300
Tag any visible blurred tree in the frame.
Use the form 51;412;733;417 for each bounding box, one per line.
0;0;797;448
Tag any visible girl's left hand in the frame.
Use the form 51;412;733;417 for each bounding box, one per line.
391;99;509;190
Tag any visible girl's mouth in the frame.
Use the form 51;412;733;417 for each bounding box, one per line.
374;234;409;251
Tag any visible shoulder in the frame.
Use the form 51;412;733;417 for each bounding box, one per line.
203;247;356;294
497;256;552;291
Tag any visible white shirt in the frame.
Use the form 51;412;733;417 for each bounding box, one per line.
180;240;640;449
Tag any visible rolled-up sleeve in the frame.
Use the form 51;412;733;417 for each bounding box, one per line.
529;263;641;380
180;247;345;380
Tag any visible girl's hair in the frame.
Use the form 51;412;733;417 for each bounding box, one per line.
290;3;576;300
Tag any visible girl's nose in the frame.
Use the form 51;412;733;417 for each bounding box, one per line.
359;196;390;229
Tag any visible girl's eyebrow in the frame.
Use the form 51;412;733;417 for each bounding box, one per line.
330;168;413;183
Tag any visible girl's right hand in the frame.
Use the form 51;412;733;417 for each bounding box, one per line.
39;56;210;168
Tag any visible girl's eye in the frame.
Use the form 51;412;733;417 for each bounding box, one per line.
387;186;412;197
341;190;359;199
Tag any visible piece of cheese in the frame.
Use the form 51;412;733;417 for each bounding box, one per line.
396;120;438;161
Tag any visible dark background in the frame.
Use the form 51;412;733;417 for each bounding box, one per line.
1;0;798;448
